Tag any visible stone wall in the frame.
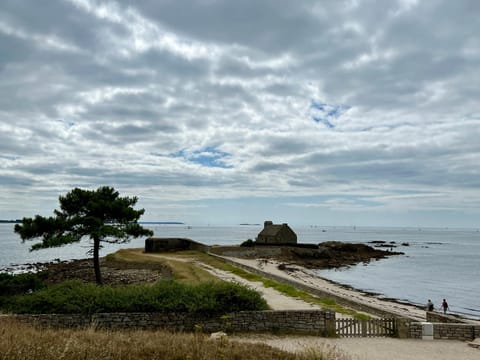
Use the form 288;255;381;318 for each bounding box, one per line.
409;322;423;339
426;311;470;324
13;310;335;335
409;322;480;341
433;323;479;340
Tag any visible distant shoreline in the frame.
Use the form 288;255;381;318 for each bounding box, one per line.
0;220;185;225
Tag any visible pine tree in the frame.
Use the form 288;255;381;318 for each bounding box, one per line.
15;186;153;285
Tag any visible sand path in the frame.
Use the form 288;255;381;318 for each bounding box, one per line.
232;335;480;360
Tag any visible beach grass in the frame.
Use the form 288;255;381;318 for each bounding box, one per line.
0;317;347;360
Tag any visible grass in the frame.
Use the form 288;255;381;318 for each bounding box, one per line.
107;249;218;283
113;249;370;319
164;250;369;319
0;317;349;360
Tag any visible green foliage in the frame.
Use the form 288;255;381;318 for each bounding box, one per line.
1;280;268;315
215;262;370;319
240;239;255;247
0;272;46;296
15;186;153;248
14;186;153;284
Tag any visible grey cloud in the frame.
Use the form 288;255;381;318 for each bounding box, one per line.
260;137;311;157
0;173;36;186
122;0;325;52
250;161;288;173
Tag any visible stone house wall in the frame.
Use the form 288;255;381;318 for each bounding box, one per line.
256;221;297;245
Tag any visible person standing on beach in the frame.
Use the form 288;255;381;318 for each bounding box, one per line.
441;299;449;314
426;299;434;311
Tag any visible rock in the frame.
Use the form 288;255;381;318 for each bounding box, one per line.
210;331;227;340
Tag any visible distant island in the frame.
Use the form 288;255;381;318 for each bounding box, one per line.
0;219;22;223
239;223;261;226
139;221;185;225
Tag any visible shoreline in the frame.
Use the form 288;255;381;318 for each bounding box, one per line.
306;268;480;322
312;271;480;322
218;255;480;323
3;252;479;323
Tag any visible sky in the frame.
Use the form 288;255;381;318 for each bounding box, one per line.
0;0;479;227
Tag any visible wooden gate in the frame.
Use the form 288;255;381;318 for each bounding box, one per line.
336;318;397;337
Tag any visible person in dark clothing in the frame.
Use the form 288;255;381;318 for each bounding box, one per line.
426;299;434;311
441;299;449;314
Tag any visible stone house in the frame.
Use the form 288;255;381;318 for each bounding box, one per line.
256;221;297;245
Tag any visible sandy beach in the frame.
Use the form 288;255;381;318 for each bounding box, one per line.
194;255;480;360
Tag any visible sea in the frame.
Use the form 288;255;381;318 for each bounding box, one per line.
1;223;479;319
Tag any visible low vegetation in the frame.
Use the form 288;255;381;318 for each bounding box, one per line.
0;248;368;319
0;272;46;296
154;249;370;319
0;318;349;360
0;279;267;315
106;249;217;283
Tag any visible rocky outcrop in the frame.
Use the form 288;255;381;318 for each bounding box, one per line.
211;241;403;269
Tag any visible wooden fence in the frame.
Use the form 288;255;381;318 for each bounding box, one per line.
336;318;397;337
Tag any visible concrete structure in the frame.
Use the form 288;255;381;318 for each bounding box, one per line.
256;221;297;245
145;237;208;253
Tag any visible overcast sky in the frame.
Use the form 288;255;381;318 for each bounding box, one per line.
1;0;479;227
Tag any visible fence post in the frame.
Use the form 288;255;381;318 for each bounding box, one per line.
325;311;336;337
361;320;366;337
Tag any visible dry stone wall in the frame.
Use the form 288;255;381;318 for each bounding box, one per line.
426;311;470;324
13;310;335;335
409;322;480;341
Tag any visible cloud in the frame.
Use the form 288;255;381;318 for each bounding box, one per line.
0;0;479;226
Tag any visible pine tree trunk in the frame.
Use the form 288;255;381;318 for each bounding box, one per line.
93;236;103;285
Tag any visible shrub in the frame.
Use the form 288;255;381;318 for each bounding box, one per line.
0;272;46;296
240;239;255;247
1;280;268;315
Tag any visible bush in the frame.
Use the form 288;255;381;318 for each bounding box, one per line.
0;272;46;296
240;239;255;247
1;280;268;315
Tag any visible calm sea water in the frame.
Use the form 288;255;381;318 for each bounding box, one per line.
1;224;479;319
